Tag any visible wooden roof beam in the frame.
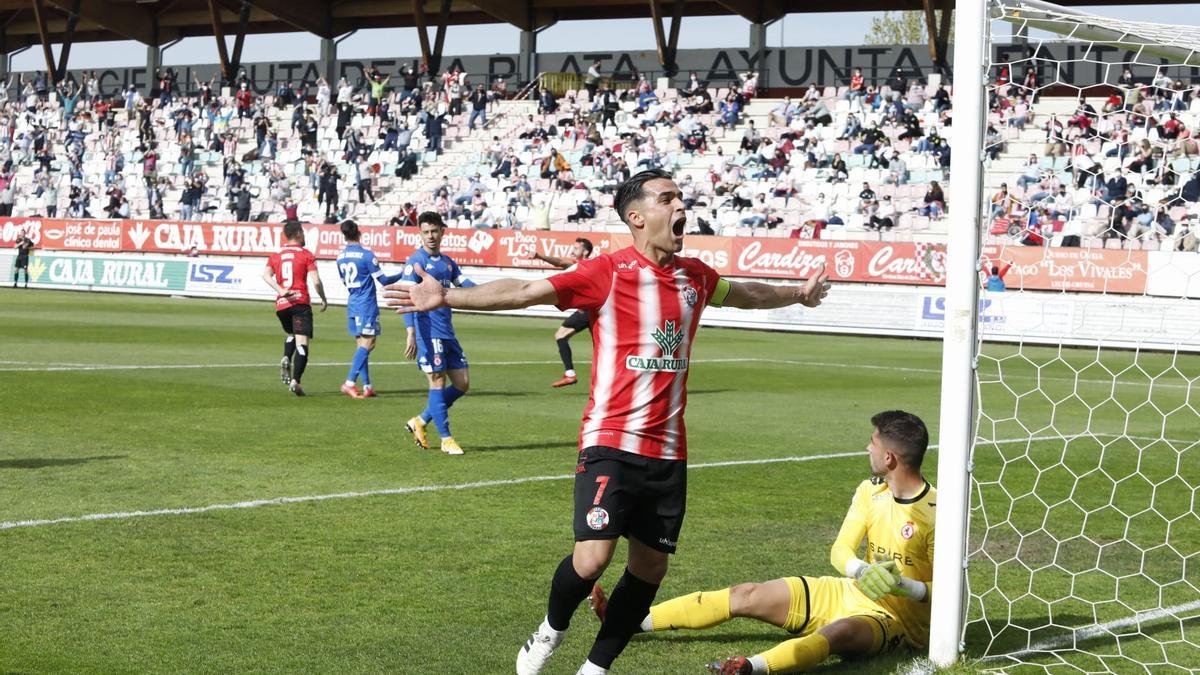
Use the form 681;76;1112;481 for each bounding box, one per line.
42;0;161;45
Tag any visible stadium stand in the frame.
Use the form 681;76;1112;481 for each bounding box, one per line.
3;65;1196;250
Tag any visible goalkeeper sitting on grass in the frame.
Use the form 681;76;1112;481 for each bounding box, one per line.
591;411;935;674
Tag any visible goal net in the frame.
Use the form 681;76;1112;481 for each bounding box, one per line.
933;0;1200;671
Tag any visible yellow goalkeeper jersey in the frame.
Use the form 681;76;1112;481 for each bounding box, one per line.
830;476;936;649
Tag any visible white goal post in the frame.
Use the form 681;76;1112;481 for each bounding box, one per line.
932;0;1200;670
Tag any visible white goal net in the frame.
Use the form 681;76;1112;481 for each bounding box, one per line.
934;0;1200;672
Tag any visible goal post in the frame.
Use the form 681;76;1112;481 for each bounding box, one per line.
932;0;1200;671
929;0;989;664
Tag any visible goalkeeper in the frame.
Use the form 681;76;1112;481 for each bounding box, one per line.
592;410;935;674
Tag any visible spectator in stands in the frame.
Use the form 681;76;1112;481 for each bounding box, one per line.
468;84;488;130
382;202;415;227
717;92;740;128
740;193;771;229
319;164;340;221
836;113;861;141
916;181;946;217
990;183;1015;220
829;153;848;182
805;98;832;126
932;84;951;114
986;261;1012;291
425;107;447;155
868;195;896;231
356;158;375;204
233;184;254;221
857;182;877;215
567;191;597;223
367;69;390;116
844;67;866;101
1016;154;1042;189
769;96;797;127
539;86;558;115
584;60;602;99
887;69;908;102
741;71;758;101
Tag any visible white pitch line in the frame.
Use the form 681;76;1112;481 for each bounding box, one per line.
979;598;1200;664
0;435;1079;531
0;450;864;531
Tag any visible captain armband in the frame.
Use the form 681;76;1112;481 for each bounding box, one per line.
710;278;732;307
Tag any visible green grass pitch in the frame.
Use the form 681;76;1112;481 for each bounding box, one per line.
1;290;1196;673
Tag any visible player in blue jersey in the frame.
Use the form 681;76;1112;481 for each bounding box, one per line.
336;220;404;398
401;211;477;455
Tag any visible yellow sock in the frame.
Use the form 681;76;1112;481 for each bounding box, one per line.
649;588;732;631
761;632;830;674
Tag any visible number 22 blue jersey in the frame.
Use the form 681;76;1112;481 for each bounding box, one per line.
336;243;400;316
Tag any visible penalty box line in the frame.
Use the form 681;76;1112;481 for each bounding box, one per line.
0;434;1074;532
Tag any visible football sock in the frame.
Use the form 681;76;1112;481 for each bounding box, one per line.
760;632;830;674
586;568;660;669
283;335;296;360
293;343;309;383
576;661;607;675
646;588;732;632
557;337;574;371
427;387;450;437
444;385;464;408
546;554;596;632
347;346;369;384
360;351;372;388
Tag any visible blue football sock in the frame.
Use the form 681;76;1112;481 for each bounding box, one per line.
347;346;368;383
427;387;450;437
444;385;465;408
360;349;371;387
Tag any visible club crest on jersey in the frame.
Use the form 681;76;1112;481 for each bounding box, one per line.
627;320;689;372
586;507;610;531
901;521;915;539
681;285;699;307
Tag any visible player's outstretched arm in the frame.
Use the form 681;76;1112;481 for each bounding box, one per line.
527;252;572;269
722;263;831;310
384;264;558;313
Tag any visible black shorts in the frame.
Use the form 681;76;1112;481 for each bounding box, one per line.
561;310;590;332
276;304;314;337
572;445;687;554
14;257;28;269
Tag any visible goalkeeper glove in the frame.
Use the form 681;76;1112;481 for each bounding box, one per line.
854;557;900;601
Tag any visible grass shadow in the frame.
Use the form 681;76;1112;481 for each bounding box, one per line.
0;455;127;469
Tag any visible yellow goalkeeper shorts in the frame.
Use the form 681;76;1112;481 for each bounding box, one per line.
782;576;909;655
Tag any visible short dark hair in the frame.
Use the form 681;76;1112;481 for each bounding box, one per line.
871;410;929;469
340;219;360;241
575;237;594;256
417;211;445;228
614;169;673;225
282;221;304;242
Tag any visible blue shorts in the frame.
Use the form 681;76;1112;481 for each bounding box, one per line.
347;310;381;337
417;337;468;373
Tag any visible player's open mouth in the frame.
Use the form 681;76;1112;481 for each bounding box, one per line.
672;217;686;237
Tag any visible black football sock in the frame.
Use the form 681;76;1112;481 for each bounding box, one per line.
546;554;597;632
557;337;574;372
293;343;309;383
586;568;660;669
284;336;296;360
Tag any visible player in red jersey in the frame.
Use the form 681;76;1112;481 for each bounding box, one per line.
263;221;327;396
385;169;830;675
527;237;594;388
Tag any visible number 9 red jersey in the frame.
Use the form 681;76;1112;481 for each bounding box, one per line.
267;244;317;310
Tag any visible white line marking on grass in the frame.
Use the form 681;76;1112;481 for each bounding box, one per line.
0;450;863;531
1;436;1069;531
978;599;1200;664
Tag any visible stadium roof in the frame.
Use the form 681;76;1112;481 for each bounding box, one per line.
2;0;1195;78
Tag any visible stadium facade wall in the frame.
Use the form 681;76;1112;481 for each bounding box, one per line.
3;249;1197;352
9;42;1193;95
0;216;1178;295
